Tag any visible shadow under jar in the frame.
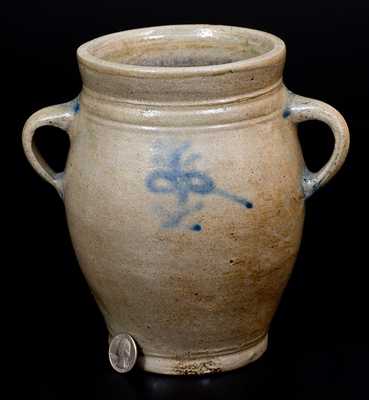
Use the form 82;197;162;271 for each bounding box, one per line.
22;25;349;375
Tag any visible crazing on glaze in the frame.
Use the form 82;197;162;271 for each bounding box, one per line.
146;141;253;230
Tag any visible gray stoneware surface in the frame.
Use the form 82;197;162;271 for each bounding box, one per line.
22;25;350;375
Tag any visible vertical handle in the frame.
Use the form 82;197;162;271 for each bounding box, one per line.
284;92;350;198
22;98;79;199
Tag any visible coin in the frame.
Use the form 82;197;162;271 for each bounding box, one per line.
108;333;137;373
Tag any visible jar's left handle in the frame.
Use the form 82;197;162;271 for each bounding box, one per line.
22;98;79;199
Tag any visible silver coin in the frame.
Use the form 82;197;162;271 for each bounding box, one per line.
108;333;137;373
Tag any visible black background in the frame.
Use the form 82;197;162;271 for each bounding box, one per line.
8;1;368;399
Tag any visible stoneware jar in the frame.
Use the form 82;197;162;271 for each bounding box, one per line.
22;25;350;375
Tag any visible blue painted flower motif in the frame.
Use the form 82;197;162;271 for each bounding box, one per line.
146;141;253;230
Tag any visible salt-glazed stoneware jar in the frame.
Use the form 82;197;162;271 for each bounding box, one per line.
22;25;350;375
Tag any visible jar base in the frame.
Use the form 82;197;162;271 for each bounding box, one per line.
137;334;268;375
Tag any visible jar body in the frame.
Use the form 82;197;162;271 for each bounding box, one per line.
64;84;305;373
22;25;350;375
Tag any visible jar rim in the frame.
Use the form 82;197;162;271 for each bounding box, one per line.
77;24;286;78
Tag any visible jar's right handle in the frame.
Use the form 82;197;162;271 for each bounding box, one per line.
284;92;350;198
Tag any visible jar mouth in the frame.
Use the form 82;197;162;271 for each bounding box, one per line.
77;25;285;77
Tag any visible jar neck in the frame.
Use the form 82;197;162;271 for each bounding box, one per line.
79;83;287;129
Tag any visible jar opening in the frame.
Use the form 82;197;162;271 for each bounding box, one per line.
93;29;274;68
77;25;285;104
78;25;285;76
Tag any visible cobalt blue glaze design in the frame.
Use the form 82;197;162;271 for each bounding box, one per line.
73;98;80;114
146;170;215;203
282;108;291;118
191;224;202;232
146;141;253;230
